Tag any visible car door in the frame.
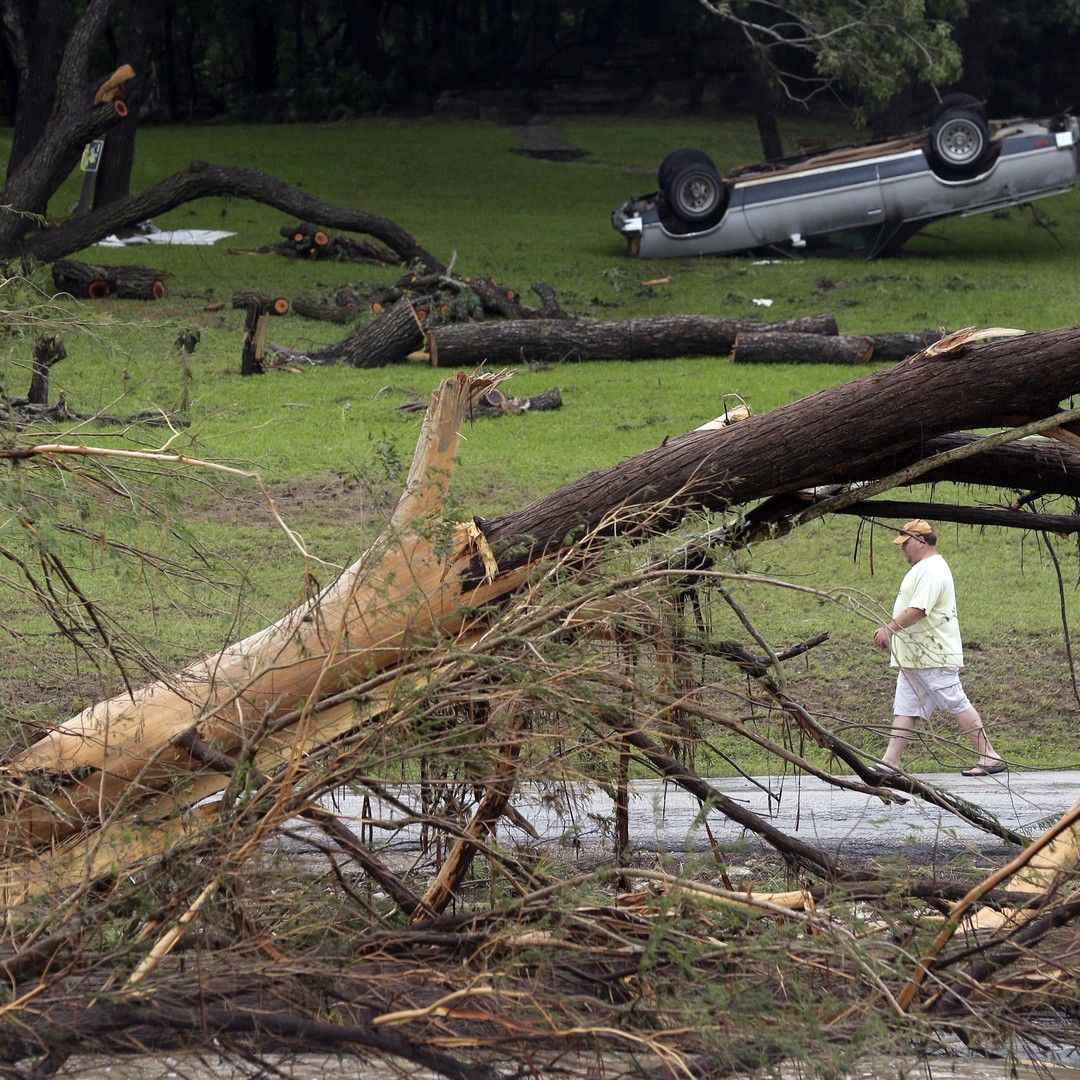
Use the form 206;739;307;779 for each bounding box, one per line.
740;154;886;247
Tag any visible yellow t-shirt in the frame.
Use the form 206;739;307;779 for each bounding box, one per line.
890;553;964;669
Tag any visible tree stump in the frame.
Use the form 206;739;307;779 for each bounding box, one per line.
240;296;290;376
27;334;66;405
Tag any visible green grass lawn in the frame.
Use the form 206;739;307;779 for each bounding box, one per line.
2;113;1080;772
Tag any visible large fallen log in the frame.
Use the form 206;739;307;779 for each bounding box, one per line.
7;325;1080;897
426;313;840;365
476;324;1080;574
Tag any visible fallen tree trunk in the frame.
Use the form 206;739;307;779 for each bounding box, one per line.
290;295;360;323
426;313;840;365
303;295;429;367
11;162;444;272
850;432;1080;498
732;329;939;365
476;325;1080;574
756;496;1080;536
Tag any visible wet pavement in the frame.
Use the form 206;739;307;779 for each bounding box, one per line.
311;769;1079;863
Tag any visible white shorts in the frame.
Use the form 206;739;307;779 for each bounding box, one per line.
894;667;972;719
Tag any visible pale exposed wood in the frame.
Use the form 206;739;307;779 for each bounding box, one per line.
0;370;528;872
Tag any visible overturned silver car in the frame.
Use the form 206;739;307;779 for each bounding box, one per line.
612;99;1079;258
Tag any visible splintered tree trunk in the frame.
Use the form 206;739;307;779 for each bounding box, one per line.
8;326;1080;895
427;313;840;365
0;370;534;896
236;294;289;375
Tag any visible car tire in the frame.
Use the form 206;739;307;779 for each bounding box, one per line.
929;93;987;125
658;148;716;192
666;162;727;223
930;108;991;175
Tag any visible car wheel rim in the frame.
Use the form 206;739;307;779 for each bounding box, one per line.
937;119;983;165
678;176;718;214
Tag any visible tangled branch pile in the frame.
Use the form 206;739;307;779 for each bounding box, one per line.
2;341;1080;1076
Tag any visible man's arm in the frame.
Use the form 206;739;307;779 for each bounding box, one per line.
874;607;926;650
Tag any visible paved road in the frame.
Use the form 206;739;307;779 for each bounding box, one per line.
314;770;1078;862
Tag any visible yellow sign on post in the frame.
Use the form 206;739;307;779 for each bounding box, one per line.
81;139;105;173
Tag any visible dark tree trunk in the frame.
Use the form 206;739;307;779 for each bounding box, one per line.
734;332;875;365
0;0;129;236
247;1;279;94
342;0;393;81
5;162;444;272
874;433;1080;498
2;0;69;187
428;313;840;365
745;43;785;162
290;297;359;324
90;0;163;212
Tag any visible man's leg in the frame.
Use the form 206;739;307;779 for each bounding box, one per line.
882;714;916;767
953;705;1003;767
885;670;926;768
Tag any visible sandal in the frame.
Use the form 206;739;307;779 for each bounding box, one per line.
865;763;899;783
961;762;1008;776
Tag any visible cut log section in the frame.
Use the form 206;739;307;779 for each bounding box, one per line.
732;330;942;364
290;296;360;323
426;313;840;365
276;220;402;264
52;259;166;300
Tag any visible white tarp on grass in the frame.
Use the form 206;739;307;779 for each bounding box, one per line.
96;222;235;247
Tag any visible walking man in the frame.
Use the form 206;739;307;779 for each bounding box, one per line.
871;519;1006;778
